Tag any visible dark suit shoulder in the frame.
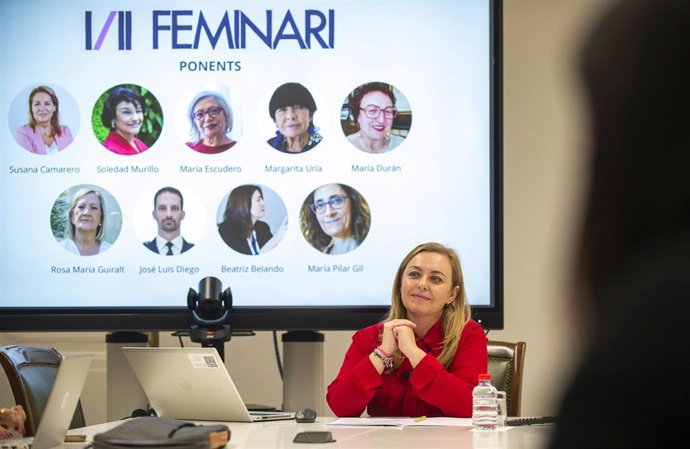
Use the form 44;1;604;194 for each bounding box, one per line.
181;238;194;253
144;239;159;253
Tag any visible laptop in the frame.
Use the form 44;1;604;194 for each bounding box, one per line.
122;347;294;422
1;353;93;449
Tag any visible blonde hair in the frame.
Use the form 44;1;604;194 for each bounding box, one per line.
66;188;105;241
28;85;64;137
384;242;471;369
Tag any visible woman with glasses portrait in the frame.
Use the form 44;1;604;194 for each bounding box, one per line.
267;82;323;154
549;1;689;447
300;183;371;255
345;82;406;153
186;91;237;154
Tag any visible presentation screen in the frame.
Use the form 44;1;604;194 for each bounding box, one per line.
0;0;503;331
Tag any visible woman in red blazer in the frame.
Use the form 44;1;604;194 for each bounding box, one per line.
327;242;487;418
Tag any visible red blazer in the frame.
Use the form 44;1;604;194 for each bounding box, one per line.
327;319;487;417
103;131;149;155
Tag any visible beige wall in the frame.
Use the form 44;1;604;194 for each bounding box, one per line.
1;0;613;423
490;0;613;417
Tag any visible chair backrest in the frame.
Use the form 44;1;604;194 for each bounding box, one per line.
0;345;85;436
487;340;526;417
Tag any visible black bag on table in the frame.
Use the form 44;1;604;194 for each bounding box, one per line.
92;417;230;449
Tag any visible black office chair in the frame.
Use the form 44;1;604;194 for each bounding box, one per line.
487;340;526;417
0;345;86;436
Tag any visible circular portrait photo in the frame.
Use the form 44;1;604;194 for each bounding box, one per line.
92;84;163;156
266;82;323;154
184;88;240;154
300;183;371;255
9;83;79;155
217;184;288;256
341;82;411;154
51;184;122;256
135;186;205;256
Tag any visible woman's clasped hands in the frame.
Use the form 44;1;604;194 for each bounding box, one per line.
380;319;426;368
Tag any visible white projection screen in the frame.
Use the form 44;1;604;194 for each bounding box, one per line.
0;0;503;331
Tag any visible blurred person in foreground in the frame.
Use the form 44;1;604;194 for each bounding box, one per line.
550;1;689;448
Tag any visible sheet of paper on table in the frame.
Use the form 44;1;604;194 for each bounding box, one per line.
324;417;474;429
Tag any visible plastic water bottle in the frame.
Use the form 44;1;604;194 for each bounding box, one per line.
472;373;498;431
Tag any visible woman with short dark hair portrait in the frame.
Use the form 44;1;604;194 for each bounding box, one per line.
100;86;149;155
267;82;322;153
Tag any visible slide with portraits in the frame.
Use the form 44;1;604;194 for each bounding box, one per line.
0;0;494;309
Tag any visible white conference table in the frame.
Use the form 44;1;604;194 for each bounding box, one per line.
64;417;554;449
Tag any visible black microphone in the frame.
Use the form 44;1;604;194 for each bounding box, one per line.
401;370;412;379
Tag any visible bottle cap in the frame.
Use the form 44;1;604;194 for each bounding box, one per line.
478;373;492;380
